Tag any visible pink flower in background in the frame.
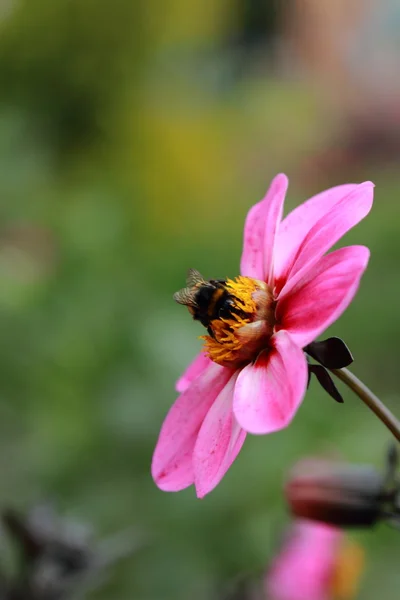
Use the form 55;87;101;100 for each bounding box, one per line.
152;174;374;497
266;521;340;600
265;521;364;600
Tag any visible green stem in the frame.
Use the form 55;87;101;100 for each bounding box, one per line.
331;368;400;443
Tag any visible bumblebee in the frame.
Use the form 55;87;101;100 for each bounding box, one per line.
173;269;238;336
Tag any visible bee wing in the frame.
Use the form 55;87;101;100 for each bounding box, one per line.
174;269;208;306
186;268;206;287
173;287;197;306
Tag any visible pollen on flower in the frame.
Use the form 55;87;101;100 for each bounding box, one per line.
201;276;275;368
224;276;259;313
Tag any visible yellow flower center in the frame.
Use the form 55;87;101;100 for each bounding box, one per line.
201;276;275;368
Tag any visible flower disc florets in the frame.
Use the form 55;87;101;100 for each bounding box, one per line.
200;276;275;368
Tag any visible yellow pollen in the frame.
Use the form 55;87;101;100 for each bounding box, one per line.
201;276;272;367
330;540;365;600
224;276;259;313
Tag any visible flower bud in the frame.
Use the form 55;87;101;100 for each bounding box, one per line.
286;458;386;528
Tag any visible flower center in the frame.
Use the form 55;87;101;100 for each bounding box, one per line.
174;270;276;368
200;276;275;368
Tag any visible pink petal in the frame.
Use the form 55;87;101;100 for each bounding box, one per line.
193;372;247;498
276;245;370;348
278;181;374;298
240;173;288;283
274;183;358;284
266;521;341;600
151;363;232;492
176;352;212;393
233;331;308;434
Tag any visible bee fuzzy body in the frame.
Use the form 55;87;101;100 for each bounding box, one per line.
173;269;239;334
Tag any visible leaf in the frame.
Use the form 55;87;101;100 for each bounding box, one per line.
305;337;353;369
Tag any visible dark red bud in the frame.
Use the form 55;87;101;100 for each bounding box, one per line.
286;458;387;528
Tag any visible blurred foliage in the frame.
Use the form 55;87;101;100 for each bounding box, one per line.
0;0;145;152
0;1;399;599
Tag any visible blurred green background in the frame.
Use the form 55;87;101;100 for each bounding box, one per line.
1;0;400;598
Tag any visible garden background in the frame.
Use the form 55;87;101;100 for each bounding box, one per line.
0;1;400;598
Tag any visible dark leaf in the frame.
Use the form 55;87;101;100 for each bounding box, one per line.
309;364;344;403
307;365;312;388
2;509;42;561
305;337;353;369
1;504;143;600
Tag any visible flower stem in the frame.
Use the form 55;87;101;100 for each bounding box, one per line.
331;368;400;443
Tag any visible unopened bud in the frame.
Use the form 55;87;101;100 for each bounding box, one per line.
286;458;387;528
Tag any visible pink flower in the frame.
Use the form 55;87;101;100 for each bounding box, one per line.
265;521;364;600
152;174;374;497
